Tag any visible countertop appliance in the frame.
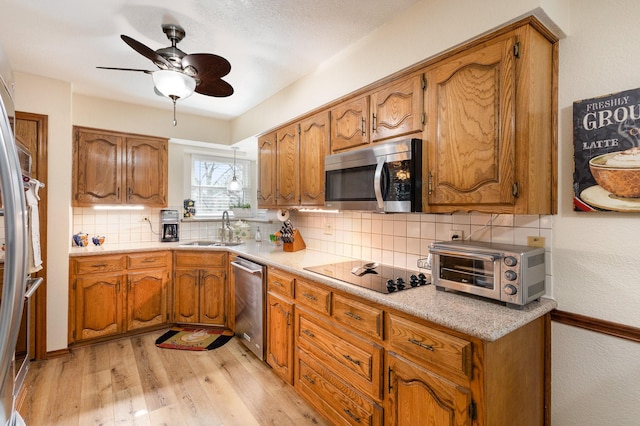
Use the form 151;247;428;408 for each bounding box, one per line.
324;138;422;212
0;42;29;425
304;260;429;294
232;257;266;360
429;240;546;309
160;209;179;242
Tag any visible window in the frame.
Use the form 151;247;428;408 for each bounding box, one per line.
190;154;251;216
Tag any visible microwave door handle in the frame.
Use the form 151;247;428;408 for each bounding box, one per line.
429;248;499;263
374;156;385;209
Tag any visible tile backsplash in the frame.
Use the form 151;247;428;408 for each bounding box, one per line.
70;208;553;297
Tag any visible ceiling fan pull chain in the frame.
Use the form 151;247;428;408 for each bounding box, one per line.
171;96;178;126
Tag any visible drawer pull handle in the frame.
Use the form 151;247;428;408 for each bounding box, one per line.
302;292;317;301
91;263;108;268
345;311;362;321
344;409;361;423
408;338;434;352
302;329;315;338
272;281;283;287
343;354;361;366
302;374;315;385
141;258;156;263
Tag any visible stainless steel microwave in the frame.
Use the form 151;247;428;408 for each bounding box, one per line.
324;138;422;212
429;240;546;309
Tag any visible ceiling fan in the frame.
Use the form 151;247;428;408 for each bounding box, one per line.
98;24;233;126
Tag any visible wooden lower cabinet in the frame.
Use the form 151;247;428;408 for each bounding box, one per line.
69;251;170;344
386;352;472;426
266;292;294;384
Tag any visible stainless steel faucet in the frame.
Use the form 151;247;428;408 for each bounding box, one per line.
221;210;233;242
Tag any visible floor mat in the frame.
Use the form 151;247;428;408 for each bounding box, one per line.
155;326;234;351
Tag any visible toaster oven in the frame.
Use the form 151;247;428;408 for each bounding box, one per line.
429;240;546;309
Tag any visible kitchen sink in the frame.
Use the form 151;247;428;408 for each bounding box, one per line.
180;240;245;247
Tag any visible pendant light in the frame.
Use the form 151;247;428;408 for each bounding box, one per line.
228;147;241;192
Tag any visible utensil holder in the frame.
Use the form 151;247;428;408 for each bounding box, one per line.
283;229;306;252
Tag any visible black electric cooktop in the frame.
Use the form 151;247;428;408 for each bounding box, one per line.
304;260;430;294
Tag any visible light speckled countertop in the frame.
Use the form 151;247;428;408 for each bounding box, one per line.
70;240;557;341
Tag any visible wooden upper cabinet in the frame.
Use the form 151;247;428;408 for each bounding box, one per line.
425;36;516;209
73;130;123;205
276;123;300;207
126;137;168;205
370;74;424;143
424;25;555;214
72;126;168;207
257;131;277;208
330;95;369;153
299;111;330;206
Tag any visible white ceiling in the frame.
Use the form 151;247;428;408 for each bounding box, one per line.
0;0;422;120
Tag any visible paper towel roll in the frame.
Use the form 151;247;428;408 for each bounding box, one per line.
265;209;290;222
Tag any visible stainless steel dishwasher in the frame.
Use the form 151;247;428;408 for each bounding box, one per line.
231;257;266;360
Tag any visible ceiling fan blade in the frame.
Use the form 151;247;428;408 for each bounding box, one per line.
195;78;234;97
182;53;231;79
96;66;152;73
121;34;172;69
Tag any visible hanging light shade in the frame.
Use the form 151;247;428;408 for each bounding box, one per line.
152;70;196;99
228;147;242;192
152;70;197;126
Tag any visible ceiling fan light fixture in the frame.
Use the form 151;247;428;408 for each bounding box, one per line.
152;69;196;100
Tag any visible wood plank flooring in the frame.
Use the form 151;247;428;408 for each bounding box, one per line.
19;330;328;426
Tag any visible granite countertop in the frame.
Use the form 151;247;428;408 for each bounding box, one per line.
69;240;557;341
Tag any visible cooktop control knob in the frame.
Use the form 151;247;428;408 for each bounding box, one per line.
410;274;419;287
504;256;518;267
396;277;405;290
504;270;518;281
504;284;518;295
418;273;428;285
386;279;396;292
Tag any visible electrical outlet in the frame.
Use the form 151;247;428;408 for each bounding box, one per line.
449;229;463;240
527;236;545;248
324;222;333;235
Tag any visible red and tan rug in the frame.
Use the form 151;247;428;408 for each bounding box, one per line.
155;326;234;351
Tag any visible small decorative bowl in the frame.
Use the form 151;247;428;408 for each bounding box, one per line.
92;236;106;246
73;232;88;247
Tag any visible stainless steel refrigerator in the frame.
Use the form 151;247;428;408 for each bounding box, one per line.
0;42;28;426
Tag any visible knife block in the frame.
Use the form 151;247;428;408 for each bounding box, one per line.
283;229;306;252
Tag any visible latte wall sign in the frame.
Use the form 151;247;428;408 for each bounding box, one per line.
573;87;640;212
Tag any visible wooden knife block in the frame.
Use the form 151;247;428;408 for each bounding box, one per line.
283;229;306;252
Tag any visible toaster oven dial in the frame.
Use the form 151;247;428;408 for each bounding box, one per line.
504;270;518;281
504;284;518;295
504;256;518;267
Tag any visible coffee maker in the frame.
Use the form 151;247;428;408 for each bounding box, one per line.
160;209;180;242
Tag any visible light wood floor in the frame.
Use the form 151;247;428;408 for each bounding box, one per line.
19;330;328;426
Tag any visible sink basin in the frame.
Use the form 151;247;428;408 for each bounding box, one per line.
180;240;244;247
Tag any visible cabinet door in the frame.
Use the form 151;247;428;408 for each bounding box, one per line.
127;269;168;331
266;292;294;384
425;36;516;208
299;111;330;206
173;268;200;323
387;353;472;426
200;268;227;326
73;129;123;205
330;95;370;152
276;123;300;206
257;131;277;208
370;75;424;143
74;274;124;340
125;137;168;206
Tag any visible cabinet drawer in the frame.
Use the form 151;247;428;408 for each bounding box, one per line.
174;251;227;268
72;255;126;275
295;279;331;315
127;252;169;270
296;349;383;426
296;310;383;399
332;294;383;340
388;314;472;379
267;268;295;298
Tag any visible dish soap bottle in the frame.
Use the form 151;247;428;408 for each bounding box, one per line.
255;226;262;242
